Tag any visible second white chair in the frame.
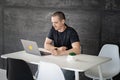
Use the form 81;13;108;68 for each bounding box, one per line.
36;61;65;80
85;44;120;80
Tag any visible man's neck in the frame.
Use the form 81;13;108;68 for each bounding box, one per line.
58;25;66;32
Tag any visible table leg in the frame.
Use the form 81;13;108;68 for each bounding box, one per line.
75;71;79;80
98;65;103;80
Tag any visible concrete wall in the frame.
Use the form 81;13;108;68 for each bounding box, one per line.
2;0;102;55
3;8;101;54
0;0;120;79
0;2;4;69
101;11;120;45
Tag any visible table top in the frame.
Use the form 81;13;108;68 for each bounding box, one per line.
1;48;111;72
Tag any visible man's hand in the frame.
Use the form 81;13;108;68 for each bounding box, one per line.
50;46;67;56
50;49;58;56
57;46;67;51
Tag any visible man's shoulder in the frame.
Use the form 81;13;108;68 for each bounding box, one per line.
50;27;56;32
66;26;76;32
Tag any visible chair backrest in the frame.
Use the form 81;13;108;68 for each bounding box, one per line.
36;61;65;80
99;44;120;75
6;58;34;80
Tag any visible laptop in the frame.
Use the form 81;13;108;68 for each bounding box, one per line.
21;39;50;56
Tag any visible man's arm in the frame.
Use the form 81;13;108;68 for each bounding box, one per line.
58;42;81;55
67;42;81;54
50;42;81;56
44;37;57;50
44;37;81;55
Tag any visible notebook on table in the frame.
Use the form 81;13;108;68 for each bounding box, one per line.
21;39;50;56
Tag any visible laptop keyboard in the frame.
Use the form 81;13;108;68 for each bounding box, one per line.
40;51;51;56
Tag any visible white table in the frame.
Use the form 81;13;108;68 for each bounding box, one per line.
1;48;111;80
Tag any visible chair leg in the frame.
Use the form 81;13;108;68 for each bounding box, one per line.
93;78;99;80
106;78;113;80
93;78;113;80
109;78;113;80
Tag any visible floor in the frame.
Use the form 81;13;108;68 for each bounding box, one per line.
0;69;7;80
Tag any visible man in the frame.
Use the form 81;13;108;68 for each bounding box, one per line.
44;11;80;55
44;11;81;80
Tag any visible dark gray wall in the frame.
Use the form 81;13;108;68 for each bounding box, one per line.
0;7;2;58
0;0;120;80
101;11;120;45
0;2;4;69
4;8;101;54
2;0;102;55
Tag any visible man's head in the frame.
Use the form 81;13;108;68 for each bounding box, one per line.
51;11;66;31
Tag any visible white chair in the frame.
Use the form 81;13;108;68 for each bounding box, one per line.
0;69;7;80
36;61;65;80
85;44;120;80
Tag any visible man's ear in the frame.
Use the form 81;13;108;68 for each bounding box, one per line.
62;19;65;24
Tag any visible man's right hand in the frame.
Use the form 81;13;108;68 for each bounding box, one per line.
57;46;67;51
49;46;67;56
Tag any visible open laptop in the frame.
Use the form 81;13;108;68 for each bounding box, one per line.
21;39;50;56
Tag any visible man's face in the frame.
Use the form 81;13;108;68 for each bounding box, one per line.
51;16;64;31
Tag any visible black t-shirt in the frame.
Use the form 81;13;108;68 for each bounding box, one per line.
47;25;80;49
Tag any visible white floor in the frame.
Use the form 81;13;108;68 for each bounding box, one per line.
0;69;7;80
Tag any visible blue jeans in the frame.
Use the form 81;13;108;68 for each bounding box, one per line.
62;69;75;80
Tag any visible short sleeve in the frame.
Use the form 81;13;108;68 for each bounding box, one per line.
47;27;54;40
70;28;80;43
